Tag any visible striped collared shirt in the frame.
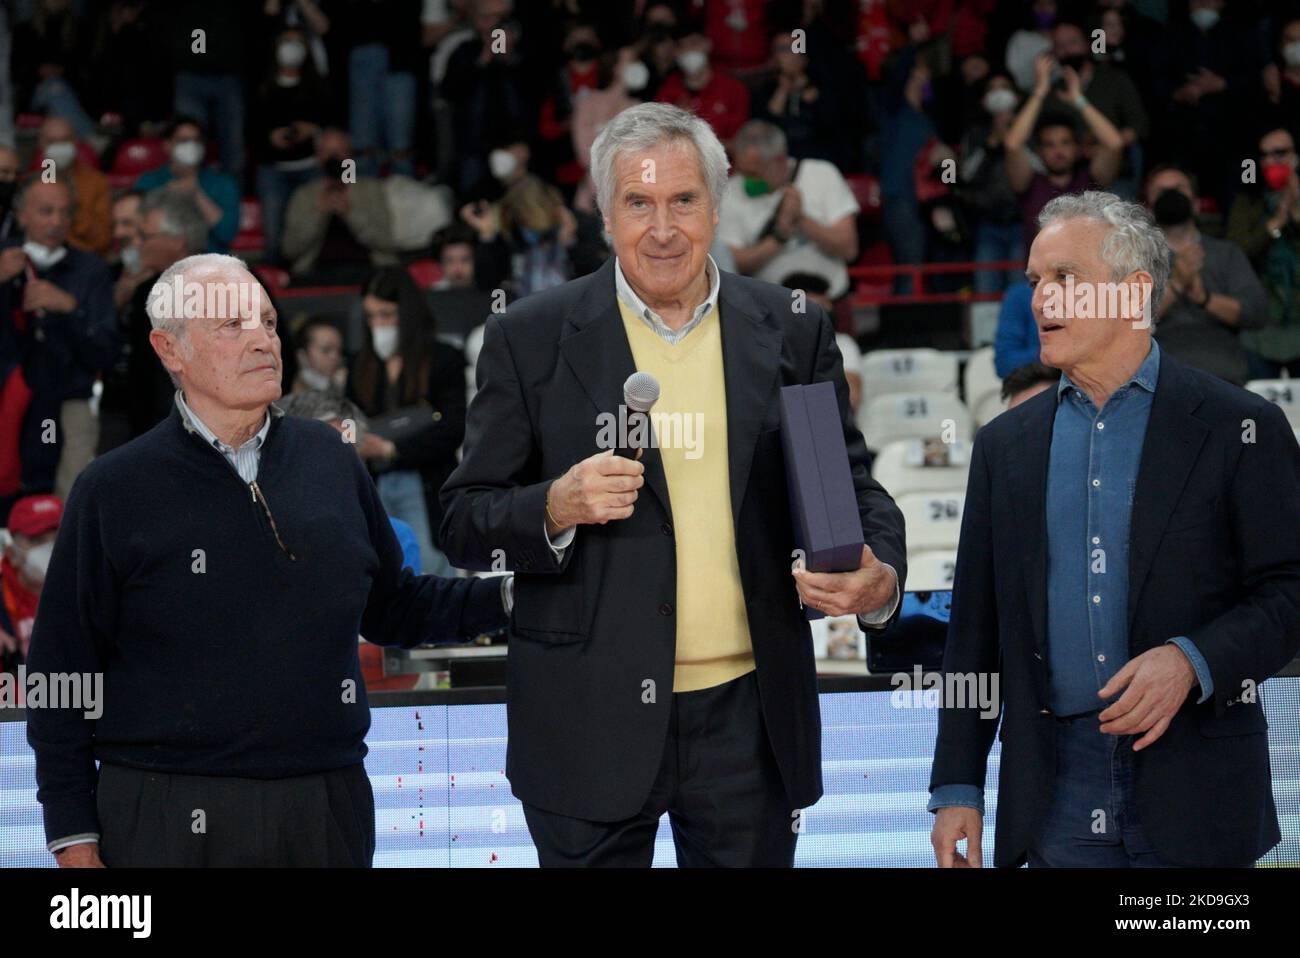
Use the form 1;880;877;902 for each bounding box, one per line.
175;390;276;483
613;254;721;345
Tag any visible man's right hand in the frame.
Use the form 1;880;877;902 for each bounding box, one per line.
932;807;983;868
546;449;644;532
54;843;105;868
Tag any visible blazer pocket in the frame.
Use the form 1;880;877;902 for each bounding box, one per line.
1195;703;1268;737
510;570;588;644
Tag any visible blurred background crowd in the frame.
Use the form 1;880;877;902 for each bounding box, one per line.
1;0;1299;676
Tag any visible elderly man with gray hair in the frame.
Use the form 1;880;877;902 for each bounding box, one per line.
25;252;509;868
440;102;905;866
929;191;1300;868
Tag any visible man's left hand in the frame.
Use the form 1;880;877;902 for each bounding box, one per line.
1097;645;1198;750
23;279;76;314
791;544;896;618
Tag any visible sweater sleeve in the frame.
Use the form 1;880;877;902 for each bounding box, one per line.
25;467;119;847
354;452;506;647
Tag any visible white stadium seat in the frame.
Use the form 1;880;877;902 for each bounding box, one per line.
962;347;1004;426
859;348;959;403
896;491;965;554
906;550;959;592
858;391;972;451
1245;379;1300;431
871;438;971;498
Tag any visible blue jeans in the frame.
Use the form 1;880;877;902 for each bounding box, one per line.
30;77;97;140
973;219;1024;294
255;164;319;264
881;198;925;295
175;72;245;176
348;44;416;178
375;469;453;578
1028;714;1177;867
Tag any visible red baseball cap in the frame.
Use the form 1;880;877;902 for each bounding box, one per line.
7;495;63;537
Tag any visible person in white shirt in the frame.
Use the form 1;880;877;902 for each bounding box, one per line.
718;120;859;298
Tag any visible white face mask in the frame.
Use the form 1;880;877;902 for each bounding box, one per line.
982;88;1018;114
371;325;399;360
488;149;518;181
120;244;141;273
298;365;333;391
277;39;308;69
621;60;650;91
43;141;76;170
1284;41;1300;68
677;50;707;75
23;241;66;270
23;541;53;581
1190;8;1219;31
172;140;205;167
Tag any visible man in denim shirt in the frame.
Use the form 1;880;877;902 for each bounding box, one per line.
929;192;1300;867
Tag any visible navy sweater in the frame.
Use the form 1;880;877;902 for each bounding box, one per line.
25;404;505;845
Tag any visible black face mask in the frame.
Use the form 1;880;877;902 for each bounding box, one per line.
1152;188;1195;229
0;181;14;211
1059;53;1089;71
568;42;599;63
645;23;672;44
322;157;346;180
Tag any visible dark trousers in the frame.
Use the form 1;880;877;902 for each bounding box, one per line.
522;670;798;867
95;762;375;867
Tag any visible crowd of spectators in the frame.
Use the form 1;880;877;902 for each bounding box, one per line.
2;0;1300;673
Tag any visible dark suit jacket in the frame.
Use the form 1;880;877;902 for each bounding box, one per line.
930;352;1300;867
439;257;907;822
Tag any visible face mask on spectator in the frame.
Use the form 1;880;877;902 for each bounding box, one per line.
743;177;772;197
172;140;205;167
622;60;650;91
983;88;1018;114
568;43;599;64
1058;53;1088;71
298;366;332;391
0;181;14;211
1190;8;1219;31
43;141;76;170
677;50;707;75
1263;161;1294;191
1284;41;1300;67
23;241;66;270
120;245;141;273
371;326;399;360
489;149;518;181
278;39;308;69
23;541;53;582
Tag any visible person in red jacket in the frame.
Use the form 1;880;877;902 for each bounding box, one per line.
0;493;61;671
655;31;750;144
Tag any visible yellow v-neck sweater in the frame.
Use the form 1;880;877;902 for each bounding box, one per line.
618;298;756;692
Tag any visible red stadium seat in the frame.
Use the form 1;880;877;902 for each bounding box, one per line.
846;173;882;222
107;137;169;189
405;258;442;289
230;198;265;253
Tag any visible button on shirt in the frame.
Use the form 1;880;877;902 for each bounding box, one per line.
1045;339;1211;716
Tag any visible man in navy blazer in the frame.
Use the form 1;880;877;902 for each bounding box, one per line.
930;191;1300;867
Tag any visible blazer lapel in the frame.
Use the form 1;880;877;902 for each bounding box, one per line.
556;258;672;518
718;273;782;531
1009;388;1057;658
1127;357;1208;630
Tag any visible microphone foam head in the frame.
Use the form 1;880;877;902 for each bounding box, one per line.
624;372;660;413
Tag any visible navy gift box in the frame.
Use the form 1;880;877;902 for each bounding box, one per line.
779;381;865;621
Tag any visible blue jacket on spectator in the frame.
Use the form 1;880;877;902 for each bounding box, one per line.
993;281;1040;377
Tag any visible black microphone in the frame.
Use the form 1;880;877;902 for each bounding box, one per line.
615;371;660;459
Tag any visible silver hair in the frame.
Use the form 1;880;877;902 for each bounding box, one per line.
1037;190;1171;313
146;252;257;386
276;390;368;435
733;120;787;160
589;102;730;216
141;188;209;256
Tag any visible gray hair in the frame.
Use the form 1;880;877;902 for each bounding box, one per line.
276;390;368;434
733;120;787;160
1037;190;1171;313
589;102;730;216
141;188;209;256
